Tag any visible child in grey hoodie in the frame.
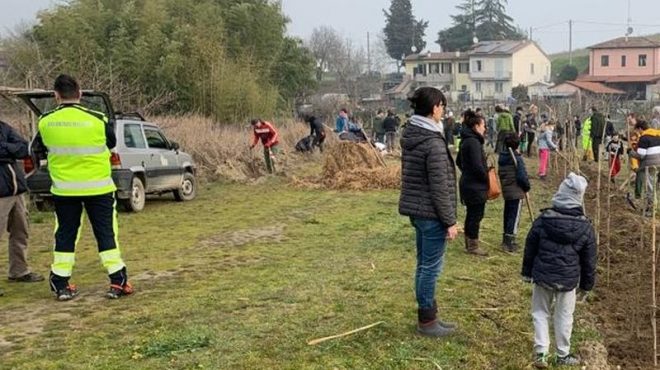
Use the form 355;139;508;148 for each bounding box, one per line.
537;122;558;179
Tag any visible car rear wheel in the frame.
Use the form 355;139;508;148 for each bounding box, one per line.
173;172;196;202
120;176;145;212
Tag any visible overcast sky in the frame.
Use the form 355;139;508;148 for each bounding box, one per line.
2;0;660;55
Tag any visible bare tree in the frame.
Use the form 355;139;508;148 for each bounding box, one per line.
307;26;344;82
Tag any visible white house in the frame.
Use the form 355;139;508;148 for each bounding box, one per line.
469;40;551;101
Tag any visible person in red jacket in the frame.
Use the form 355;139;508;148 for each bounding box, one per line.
250;118;280;173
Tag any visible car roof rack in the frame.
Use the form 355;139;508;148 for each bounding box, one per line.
116;111;146;121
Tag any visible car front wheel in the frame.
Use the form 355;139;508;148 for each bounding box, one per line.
173;172;196;202
120;176;146;212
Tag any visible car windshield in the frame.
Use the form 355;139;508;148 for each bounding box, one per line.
28;95;111;117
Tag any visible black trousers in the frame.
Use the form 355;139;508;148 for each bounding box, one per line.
464;202;486;239
592;139;602;162
526;132;536;156
50;193;127;290
503;199;522;235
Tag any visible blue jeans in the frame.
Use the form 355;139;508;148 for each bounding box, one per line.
411;217;447;309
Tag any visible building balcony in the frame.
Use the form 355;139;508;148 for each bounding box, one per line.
470;71;512;81
413;73;453;85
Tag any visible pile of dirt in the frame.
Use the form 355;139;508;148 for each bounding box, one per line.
294;142;401;190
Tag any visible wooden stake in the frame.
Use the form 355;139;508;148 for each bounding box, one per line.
307;321;385;345
652;166;658;367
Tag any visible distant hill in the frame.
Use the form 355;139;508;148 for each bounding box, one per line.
549;33;660;82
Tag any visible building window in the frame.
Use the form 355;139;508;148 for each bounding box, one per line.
461;85;467;91
474;60;482;72
441;62;452;74
459;62;470;73
530;63;535;74
429;63;440;74
601;55;609;67
495;82;503;93
476;82;482;92
621;55;626;67
640;54;647;67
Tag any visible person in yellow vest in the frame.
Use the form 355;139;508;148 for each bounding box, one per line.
32;75;133;301
581;117;593;162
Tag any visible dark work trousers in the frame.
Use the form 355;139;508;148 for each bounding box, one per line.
464;202;486;239
50;193;127;291
503;199;523;235
592;139;602;163
312;132;326;152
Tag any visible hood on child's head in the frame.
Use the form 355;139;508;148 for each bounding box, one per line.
552;172;588;210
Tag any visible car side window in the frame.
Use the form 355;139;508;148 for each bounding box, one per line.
144;127;169;150
124;124;147;149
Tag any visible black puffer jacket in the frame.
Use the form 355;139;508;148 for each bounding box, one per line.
457;128;488;205
399;124;457;227
0;121;29;198
498;150;531;201
522;207;597;292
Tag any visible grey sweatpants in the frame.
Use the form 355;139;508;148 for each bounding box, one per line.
531;284;576;357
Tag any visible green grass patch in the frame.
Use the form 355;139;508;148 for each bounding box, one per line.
0;161;593;369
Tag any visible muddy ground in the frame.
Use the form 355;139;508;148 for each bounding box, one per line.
579;162;658;368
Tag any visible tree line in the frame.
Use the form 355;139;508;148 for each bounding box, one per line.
1;0;317;123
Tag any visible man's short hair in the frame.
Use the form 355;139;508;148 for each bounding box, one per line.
53;74;80;100
250;118;261;125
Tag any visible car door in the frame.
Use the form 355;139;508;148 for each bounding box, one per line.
143;125;181;190
119;122;153;190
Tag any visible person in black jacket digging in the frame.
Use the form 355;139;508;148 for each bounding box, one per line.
457;110;489;256
399;87;459;338
522;172;597;368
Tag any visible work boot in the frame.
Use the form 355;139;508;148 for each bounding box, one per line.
502;234;519;253
465;238;488;256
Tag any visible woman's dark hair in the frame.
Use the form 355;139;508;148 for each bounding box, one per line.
504;133;520;151
463;109;484;129
495;105;503;113
408;87;446;117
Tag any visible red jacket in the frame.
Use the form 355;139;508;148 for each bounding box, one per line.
252;121;279;148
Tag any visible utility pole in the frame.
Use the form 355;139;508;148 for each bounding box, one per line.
529;26;533;41
367;32;371;74
569;20;573;66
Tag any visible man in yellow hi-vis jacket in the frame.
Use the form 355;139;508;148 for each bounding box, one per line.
33;75;133;301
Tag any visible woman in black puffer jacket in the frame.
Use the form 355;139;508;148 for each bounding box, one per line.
457;110;489;256
399;87;459;338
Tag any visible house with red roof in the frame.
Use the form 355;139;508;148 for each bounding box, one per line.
578;36;660;100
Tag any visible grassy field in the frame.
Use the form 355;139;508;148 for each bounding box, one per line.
0;167;599;369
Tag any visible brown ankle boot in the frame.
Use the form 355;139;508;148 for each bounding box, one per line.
465;238;489;256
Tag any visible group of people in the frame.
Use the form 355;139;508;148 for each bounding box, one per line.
399;86;596;368
1;74;132;300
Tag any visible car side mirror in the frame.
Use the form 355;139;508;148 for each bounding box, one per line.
170;141;180;151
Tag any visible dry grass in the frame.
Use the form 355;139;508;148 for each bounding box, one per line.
154;114;311;181
294;141;401;190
